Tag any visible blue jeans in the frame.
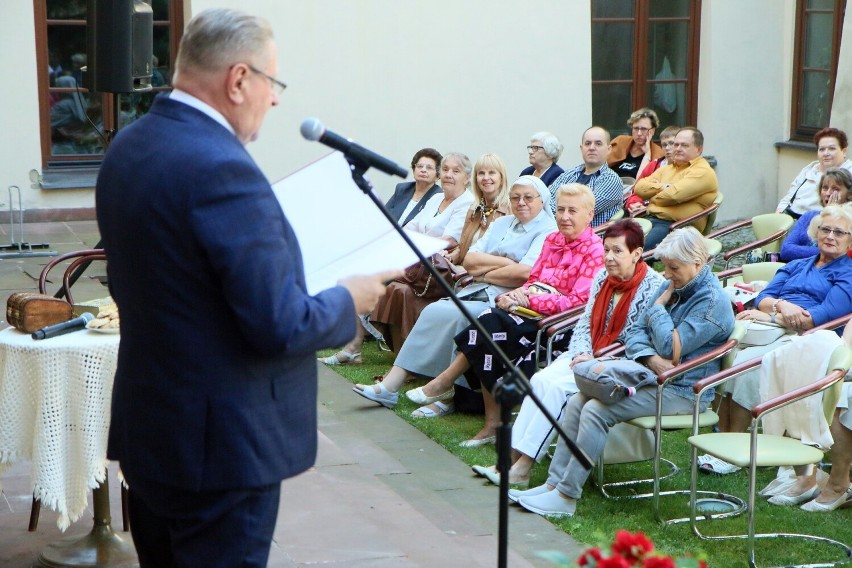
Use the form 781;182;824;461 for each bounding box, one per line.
644;216;673;251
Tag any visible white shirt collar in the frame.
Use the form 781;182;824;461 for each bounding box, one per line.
169;89;235;136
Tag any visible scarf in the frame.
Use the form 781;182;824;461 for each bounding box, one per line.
589;260;648;352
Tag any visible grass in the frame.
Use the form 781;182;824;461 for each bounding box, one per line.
320;340;852;567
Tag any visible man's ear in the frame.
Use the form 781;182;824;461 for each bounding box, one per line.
226;63;249;104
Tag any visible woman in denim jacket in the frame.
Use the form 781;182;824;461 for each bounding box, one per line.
510;227;734;517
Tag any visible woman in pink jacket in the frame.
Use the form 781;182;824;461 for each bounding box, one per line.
405;183;604;445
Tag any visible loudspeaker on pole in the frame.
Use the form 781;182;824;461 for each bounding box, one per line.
85;0;154;93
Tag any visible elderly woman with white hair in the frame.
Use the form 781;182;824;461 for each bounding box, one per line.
701;203;852;476
521;132;565;187
511;227;735;517
353;176;556;410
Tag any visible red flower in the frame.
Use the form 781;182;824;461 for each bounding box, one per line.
611;530;654;562
642;556;676;568
598;556;632;568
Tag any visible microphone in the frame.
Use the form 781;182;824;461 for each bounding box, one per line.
300;118;408;178
32;312;95;340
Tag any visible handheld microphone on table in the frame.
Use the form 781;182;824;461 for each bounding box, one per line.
32;312;94;340
299;118;408;179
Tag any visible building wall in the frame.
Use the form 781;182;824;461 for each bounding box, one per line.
1;1;834;221
696;0;795;223
192;0;593;201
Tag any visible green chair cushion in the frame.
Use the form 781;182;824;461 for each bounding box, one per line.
628;409;718;431
688;432;825;468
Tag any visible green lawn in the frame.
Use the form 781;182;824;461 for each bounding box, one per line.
320;340;852;567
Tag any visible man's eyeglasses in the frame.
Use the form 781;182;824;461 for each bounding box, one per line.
526;145;544;152
817;225;852;238
510;194;540;204
247;64;287;95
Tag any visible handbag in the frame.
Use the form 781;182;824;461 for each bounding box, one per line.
573;330;682;405
572;357;660;405
740;320;788;347
395;253;454;300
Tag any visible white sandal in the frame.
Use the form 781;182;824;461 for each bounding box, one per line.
318;350;362;365
411;401;454;418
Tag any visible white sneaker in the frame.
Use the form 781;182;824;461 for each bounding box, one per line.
697;454;741;475
508;484;550;504
518;489;576;517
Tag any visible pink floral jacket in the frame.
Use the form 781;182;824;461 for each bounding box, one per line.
523;227;604;315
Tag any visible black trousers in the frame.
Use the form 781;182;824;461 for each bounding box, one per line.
127;478;281;568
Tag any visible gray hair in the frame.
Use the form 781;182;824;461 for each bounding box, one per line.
440;152;473;188
530;132;563;161
807;203;852;242
175;8;274;75
654;226;708;265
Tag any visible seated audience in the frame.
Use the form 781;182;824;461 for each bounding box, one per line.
321;152;474;366
402;183;605;436
607;108;665;179
780;168;852;261
385;148;444;226
777;127;852;220
521;132;565;187
624;125;680;215
510;227;735;517
700;204;852;474
546;126;623;226
352;176;556;408
471;219;665;486
370;153;511;352
632;127;718;250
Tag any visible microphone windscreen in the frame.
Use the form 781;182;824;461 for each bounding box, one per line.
81;312;95;323
300;118;324;141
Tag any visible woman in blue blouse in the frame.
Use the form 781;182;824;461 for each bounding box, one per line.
702;204;852;475
780;168;852;261
520;132;564;187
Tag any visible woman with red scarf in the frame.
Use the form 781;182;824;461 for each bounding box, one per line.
471;219;665;487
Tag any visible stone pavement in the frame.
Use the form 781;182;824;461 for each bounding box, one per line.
0;221;581;567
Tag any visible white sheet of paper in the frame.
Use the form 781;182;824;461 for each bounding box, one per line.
272;152;448;295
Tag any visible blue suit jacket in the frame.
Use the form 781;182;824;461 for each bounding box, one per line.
97;95;356;491
385;181;442;225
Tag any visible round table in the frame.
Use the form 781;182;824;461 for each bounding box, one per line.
0;326;137;567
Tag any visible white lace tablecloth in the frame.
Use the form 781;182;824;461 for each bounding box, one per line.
0;326;120;530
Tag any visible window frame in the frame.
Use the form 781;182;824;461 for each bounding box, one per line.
789;0;846;142
33;0;184;171
591;0;702;136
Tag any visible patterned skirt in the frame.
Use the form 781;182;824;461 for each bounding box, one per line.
454;307;571;392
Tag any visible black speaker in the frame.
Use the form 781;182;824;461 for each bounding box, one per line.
85;0;153;93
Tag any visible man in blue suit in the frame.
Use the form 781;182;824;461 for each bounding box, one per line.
96;9;393;567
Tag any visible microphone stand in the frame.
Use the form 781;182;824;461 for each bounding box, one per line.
343;155;593;568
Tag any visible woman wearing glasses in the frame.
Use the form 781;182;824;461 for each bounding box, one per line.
371;153;511;353
700;203;852;475
607;108;665;179
520;132;565;187
385;148;444;226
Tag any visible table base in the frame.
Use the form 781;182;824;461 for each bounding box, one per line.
34;472;137;568
34;525;137;568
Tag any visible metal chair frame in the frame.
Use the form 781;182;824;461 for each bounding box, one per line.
590;322;748;525
687;344;852;567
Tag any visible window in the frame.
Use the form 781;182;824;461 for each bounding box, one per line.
790;0;846;141
591;0;701;137
34;0;183;170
